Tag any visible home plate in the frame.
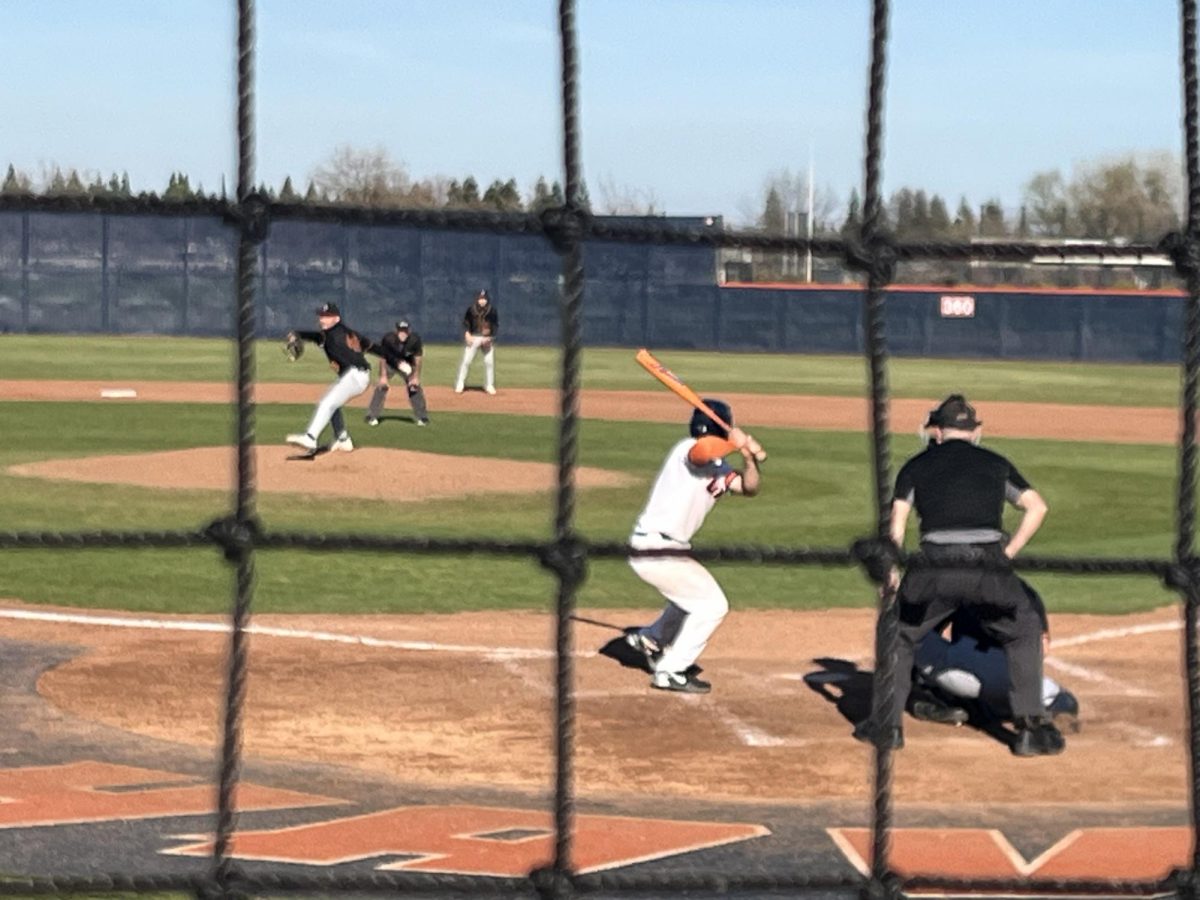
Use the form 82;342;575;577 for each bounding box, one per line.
99;389;138;399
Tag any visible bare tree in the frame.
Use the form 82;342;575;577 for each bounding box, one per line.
1067;152;1181;240
595;173;660;215
310;145;414;206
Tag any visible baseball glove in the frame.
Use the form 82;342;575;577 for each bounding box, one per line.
283;332;304;361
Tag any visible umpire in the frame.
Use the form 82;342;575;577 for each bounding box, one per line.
857;393;1065;757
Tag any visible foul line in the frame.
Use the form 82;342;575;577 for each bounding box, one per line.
0;608;597;661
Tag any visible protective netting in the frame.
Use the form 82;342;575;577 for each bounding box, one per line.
0;0;1197;897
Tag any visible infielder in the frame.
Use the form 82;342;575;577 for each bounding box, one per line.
285;302;373;452
365;319;430;427
454;288;499;395
623;399;764;693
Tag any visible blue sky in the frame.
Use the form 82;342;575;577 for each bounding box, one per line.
1;1;1185;224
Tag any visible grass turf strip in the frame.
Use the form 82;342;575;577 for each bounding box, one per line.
0;335;1185;408
0;400;1182;616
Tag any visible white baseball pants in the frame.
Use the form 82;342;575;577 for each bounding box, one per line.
455;336;495;391
305;367;370;439
628;534;729;675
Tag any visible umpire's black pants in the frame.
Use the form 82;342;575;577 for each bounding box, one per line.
889;543;1045;725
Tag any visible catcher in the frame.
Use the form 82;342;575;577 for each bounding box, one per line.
283;302;373;453
365;319;430;427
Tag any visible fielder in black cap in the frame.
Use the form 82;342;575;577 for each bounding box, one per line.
284;303;374;453
365;319;430;427
855;393;1065;757
454;288;499;394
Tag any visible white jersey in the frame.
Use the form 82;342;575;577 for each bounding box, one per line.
632;437;734;547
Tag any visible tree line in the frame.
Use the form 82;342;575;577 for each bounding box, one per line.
2;145;1184;244
760;150;1182;243
0;145;592;215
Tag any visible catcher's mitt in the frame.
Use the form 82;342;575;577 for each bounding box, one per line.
283;332;304;361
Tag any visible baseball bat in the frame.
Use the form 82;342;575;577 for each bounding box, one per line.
635;348;767;461
569;614;626;633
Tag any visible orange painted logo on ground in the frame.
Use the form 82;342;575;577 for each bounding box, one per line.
830;827;1191;880
165;804;769;875
0;761;341;828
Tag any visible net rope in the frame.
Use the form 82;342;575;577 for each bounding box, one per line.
0;0;1196;896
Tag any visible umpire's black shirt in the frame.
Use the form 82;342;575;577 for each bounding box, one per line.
894;439;1031;544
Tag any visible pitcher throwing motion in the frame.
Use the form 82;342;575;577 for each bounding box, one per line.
623;400;764;693
285;302;373;453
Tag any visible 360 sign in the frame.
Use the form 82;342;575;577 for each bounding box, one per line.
939;295;976;318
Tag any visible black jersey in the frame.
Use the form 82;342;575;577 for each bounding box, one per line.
294;322;371;374
893;439;1031;539
463;302;498;337
377;330;424;368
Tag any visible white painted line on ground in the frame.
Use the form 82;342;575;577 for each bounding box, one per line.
1044;655;1158;698
679;694;808;748
1108;721;1173;748
1052;619;1181;649
0;608;598;661
99;388;137;399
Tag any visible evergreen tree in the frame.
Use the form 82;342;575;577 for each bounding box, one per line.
979;199;1007;237
840;188;862;238
1;164;31;195
953;196;976;239
890;188;916;238
760;186;786;233
164;171;194;201
530;176;554;212
911;189;931;239
304;180;321;203
928;195;951;236
46;167;68;195
278;176;300;203
120;173;131;196
461;176;480;206
1017;205;1030;238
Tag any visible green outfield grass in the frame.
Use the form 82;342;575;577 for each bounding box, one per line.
0;382;1185;617
0;334;1186;407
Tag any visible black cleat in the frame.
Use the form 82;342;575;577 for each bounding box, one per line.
651;670;711;694
911;698;969;726
852;719;904;749
1011;717;1066;757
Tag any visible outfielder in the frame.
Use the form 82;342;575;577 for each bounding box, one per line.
454;288;499;394
365;319;430;427
285;302;373;453
623;399;763;693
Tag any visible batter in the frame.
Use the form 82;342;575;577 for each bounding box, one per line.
624;399;764;694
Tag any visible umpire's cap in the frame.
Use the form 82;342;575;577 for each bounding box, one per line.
396;319;411;331
316;302;340;317
689;399;732;440
926;393;981;430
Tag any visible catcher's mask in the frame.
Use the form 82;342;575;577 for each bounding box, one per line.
689;399;732;440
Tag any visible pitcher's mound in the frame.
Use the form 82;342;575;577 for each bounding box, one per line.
8;447;636;502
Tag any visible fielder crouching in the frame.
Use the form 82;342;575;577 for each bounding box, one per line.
365;319;430;427
623;400;763;694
